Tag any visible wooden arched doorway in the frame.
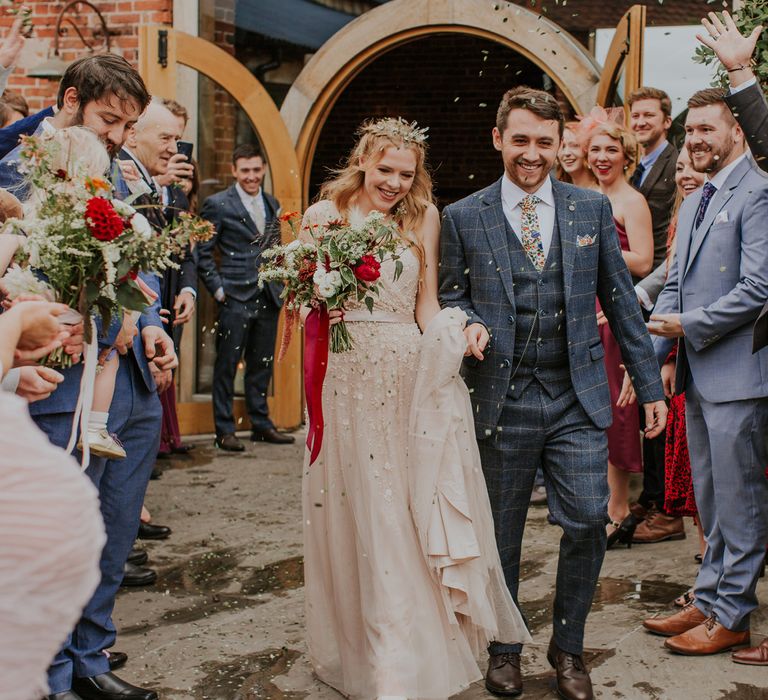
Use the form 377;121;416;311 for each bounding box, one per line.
138;26;303;431
280;0;620;200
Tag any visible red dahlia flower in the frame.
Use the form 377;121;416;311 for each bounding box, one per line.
85;197;125;242
353;255;381;282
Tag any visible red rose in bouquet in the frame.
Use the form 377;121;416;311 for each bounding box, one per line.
85;196;125;242
353;255;381;282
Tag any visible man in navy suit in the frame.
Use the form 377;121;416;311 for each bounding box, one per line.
439;86;666;700
198;144;294;451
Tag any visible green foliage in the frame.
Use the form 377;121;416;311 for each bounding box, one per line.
693;2;768;96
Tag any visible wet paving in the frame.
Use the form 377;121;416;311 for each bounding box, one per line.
112;437;768;699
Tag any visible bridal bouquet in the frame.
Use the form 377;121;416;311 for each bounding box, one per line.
259;209;406;464
259;209;404;354
1;135;215;366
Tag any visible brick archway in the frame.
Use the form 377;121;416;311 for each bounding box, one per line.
280;0;603;201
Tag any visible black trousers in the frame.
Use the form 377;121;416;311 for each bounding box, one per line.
212;294;280;436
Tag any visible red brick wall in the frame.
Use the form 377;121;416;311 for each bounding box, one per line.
0;0;172;113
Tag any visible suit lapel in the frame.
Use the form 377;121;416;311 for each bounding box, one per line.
479;178;515;305
685;158;751;275
640;142;675;196
551;179;575;295
228;185;254;232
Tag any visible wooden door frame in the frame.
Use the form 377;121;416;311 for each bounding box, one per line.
138;26;304;432
596;5;646;108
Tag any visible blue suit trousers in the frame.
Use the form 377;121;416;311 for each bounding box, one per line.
38;359;161;692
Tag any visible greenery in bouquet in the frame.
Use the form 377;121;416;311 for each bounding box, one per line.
259;209;405;354
693;2;768;96
1;134;215;365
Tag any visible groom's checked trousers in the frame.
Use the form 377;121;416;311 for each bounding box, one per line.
478;376;609;656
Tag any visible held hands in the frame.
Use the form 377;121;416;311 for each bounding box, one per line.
697;11;762;74
647;313;684;338
150;366;173;393
464;322;490;360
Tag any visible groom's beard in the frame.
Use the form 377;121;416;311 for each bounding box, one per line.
72;107;121;159
511;158;550;188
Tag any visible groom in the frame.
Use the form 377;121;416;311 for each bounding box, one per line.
439;86;666;700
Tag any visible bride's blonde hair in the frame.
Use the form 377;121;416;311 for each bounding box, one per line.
318;118;434;271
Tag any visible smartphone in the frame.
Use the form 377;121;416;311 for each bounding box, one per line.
176;140;194;161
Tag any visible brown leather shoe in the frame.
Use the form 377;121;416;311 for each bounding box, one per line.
629;501;648;521
216;433;245;452
546;639;593;700
485;652;522;697
732;638;768;665
632;511;685;543
251;427;296;445
665;617;750;655
643;602;707;637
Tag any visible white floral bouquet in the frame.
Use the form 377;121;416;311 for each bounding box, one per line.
1;135;214;365
259;209;405;354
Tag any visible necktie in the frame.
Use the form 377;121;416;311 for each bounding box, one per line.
520;194;547;271
630;161;646;188
251;194;266;233
694;182;717;229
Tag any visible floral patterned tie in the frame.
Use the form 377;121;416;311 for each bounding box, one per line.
520;194;546;271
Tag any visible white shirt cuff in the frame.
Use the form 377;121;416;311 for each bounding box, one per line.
179;286;197;299
2;367;21;393
730;77;757;95
635;285;654;311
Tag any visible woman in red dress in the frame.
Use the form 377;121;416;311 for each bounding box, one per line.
585;119;654;547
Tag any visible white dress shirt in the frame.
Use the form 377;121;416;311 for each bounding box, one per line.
500;174;556;257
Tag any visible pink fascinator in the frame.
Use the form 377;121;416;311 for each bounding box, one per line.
574;106;626;142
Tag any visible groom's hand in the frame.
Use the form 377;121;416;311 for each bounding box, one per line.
643;400;668;439
464;323;489;360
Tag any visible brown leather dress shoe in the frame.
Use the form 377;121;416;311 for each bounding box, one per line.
251;427;296;444
643;602;707;637
216;433;245;451
665;617;750;655
632;511;685;543
629;501;648;521
547;639;593;700
732;638;768;665
485;651;522;697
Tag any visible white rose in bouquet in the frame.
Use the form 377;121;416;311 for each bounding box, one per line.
130;213;153;240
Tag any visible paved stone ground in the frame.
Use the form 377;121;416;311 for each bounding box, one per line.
113;433;768;700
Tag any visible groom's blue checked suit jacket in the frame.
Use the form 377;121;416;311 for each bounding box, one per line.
652;157;768;402
439;176;664;436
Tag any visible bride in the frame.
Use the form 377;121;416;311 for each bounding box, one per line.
301;117;529;700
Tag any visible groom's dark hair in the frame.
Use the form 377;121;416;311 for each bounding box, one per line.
496;86;564;136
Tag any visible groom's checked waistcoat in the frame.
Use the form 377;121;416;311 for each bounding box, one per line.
505;216;571;400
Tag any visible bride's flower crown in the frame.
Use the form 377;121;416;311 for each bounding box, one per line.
360;117;429;146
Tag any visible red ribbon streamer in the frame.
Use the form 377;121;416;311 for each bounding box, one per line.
304;306;329;465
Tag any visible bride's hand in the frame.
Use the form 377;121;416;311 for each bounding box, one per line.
464;322;489;360
329;309;344;326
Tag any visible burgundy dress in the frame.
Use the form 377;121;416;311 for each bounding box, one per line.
597;219;642;473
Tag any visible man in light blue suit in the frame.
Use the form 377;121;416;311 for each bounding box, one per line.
643;87;768;656
440;86;666;700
